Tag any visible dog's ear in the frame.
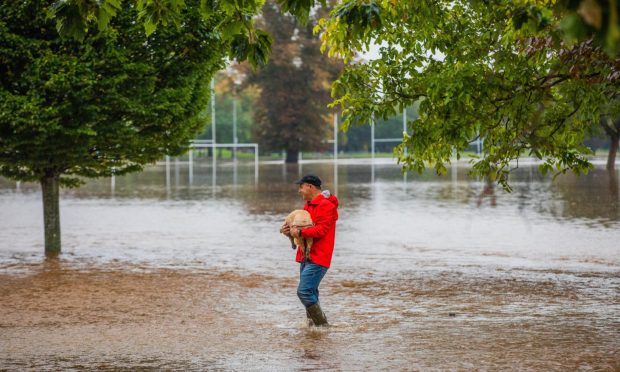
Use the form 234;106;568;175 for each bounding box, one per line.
289;235;296;249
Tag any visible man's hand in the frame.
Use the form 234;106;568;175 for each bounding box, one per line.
280;223;291;237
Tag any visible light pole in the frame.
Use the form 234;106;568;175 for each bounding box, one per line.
232;80;239;187
403;107;407;186
232;79;240;163
211;77;216;194
334;113;338;196
371;114;375;183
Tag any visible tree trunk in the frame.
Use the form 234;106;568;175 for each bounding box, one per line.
609;168;618;204
285;149;299;164
40;174;61;258
608;135;618;171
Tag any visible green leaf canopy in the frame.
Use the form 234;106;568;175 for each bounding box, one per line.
0;0;225;186
315;0;619;189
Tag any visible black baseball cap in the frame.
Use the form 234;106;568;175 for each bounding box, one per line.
295;174;322;188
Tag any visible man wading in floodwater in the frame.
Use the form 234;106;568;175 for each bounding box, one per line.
281;175;339;326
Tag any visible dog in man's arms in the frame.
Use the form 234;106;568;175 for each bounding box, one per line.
280;190;333;261
281;210;314;261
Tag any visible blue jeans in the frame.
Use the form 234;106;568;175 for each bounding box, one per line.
297;262;328;308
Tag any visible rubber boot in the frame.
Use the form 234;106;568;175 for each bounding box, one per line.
306;302;328;326
305;308;314;326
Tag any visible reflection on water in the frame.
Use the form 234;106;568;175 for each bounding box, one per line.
5;159;618;219
1;160;619;369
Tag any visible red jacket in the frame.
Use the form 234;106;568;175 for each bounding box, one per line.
297;193;339;268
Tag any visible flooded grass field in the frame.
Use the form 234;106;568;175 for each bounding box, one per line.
1;160;619;370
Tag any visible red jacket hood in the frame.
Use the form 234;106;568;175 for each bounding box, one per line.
318;191;339;209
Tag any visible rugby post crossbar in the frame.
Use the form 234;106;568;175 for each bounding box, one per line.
182;142;259;186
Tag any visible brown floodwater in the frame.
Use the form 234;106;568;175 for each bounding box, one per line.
1;160;619;370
